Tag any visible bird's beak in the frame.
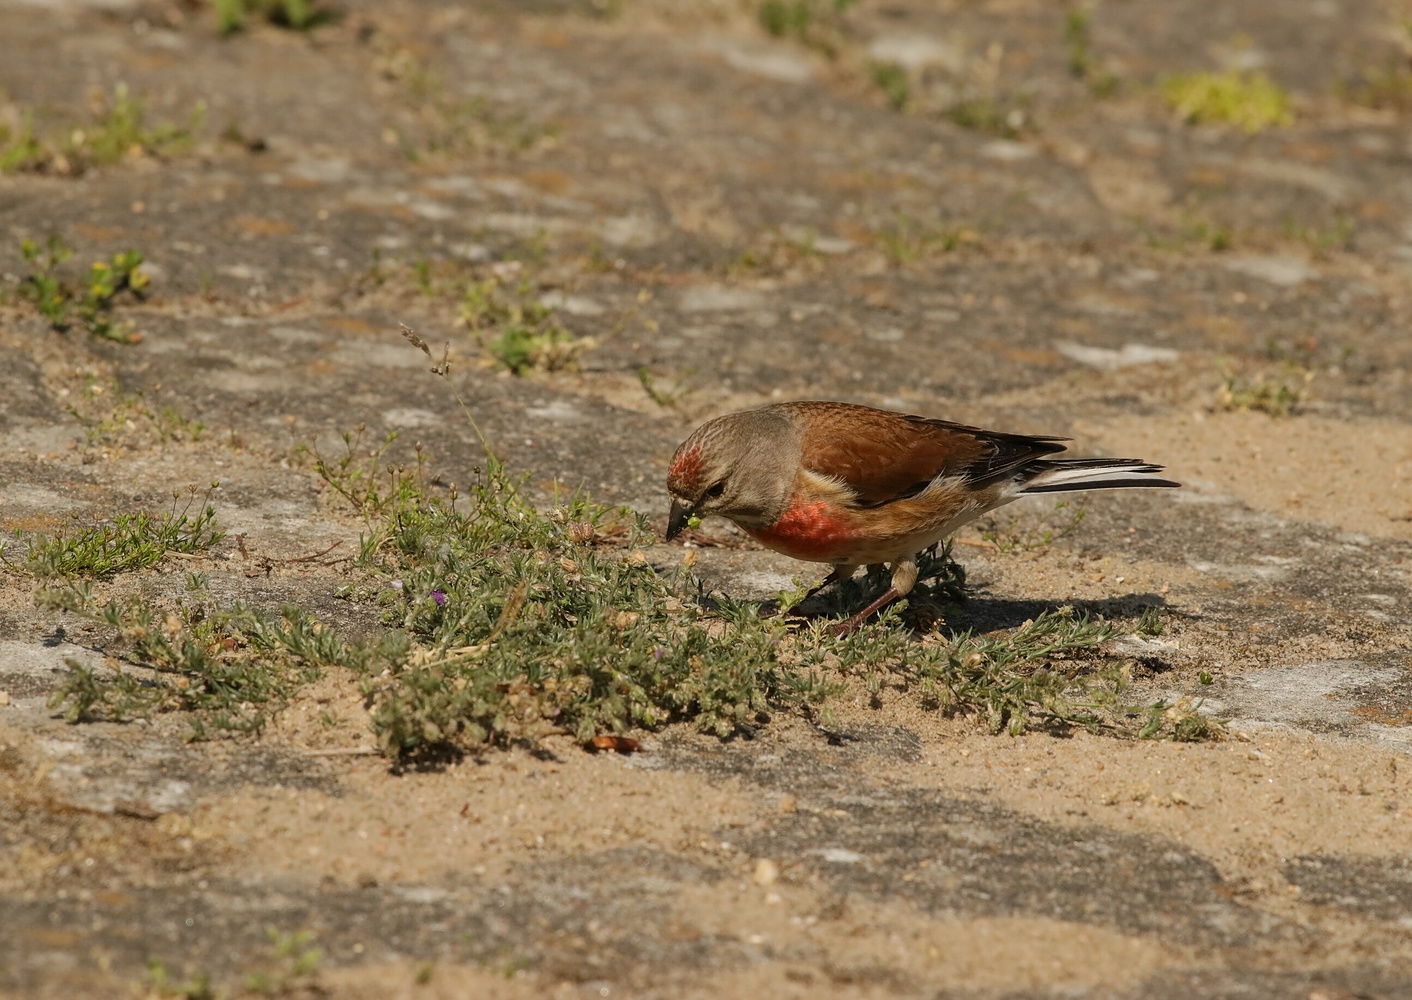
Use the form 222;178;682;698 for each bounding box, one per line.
666;499;693;542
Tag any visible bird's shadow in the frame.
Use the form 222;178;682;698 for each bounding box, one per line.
716;577;1174;643
945;593;1171;635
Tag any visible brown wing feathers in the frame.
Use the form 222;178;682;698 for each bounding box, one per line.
792;403;1067;508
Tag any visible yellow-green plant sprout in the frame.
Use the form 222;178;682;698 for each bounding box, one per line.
1160;70;1293;133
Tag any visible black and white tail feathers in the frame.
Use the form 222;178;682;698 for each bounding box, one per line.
1011;458;1179;496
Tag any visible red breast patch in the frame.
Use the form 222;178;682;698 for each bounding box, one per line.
746;499;856;562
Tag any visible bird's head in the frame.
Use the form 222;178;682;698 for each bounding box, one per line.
665;407;799;540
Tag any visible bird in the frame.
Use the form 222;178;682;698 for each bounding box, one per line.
664;401;1179;634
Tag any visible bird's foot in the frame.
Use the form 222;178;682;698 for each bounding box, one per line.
903;602;946;634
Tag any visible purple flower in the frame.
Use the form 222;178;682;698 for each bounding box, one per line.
432;589;447;607
652;647;665;661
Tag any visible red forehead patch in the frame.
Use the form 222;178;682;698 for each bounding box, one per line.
668;445;704;490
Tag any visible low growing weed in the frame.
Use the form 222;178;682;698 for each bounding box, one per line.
19;236;150;342
1217;359;1314;416
758;0;857;56
1160;70;1292;132
458;263;590;374
374;44;558;160
1;84;200;175
1064;8;1120;96
876;212;977;266
41;587;391;740
12;486;223;580
214;0;336;34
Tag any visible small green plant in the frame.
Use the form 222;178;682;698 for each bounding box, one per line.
1185;216;1233;252
1282;213;1354;256
1160;70;1293;132
757;0;856;55
871;62;910;110
80;249;150;341
1217;360;1314;416
458;267;590;375
73;84;201;169
876;213;974;266
13;486;223;580
945;96;1029;137
215;0;336;34
1144;214;1232;253
636;366;690;409
145;959;216;1000
1;85;200;175
1064;8;1119;96
43;585;387;740
19;236;73;327
1065;9;1093;78
487;324;582;376
376;46;557;161
1341;62;1412;112
245;928;323;994
18;236;150;342
412;257;435;296
0;111;45;172
759;0;810;37
1138;696;1222;741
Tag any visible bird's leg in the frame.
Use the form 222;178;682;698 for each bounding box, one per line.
831;555;919;637
831;587;903;637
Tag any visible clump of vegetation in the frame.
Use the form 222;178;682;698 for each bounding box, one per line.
1283;213;1354;257
1216;360;1314;416
945;95;1031;137
374;44;557;161
876;212;977;266
245;928;323;995
1064;8;1119;96
921;608;1142;736
758;0;857;54
1160;70;1293;132
0;107;44;172
41;585;385;740
636;366;692;409
145;959;215;1000
871;62;910;110
19;235;150;342
46;375;208;454
18;236;73;328
11;486;222;580
1138;696;1221;741
0;84;200;175
213;0;337;34
1342;62;1412;112
1065;9;1094;78
458;263;590;375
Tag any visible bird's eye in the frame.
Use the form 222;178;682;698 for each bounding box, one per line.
704;480;726;499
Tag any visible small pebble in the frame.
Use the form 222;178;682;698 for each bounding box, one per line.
753;859;779;887
0;691;9;707
777;794;797;814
